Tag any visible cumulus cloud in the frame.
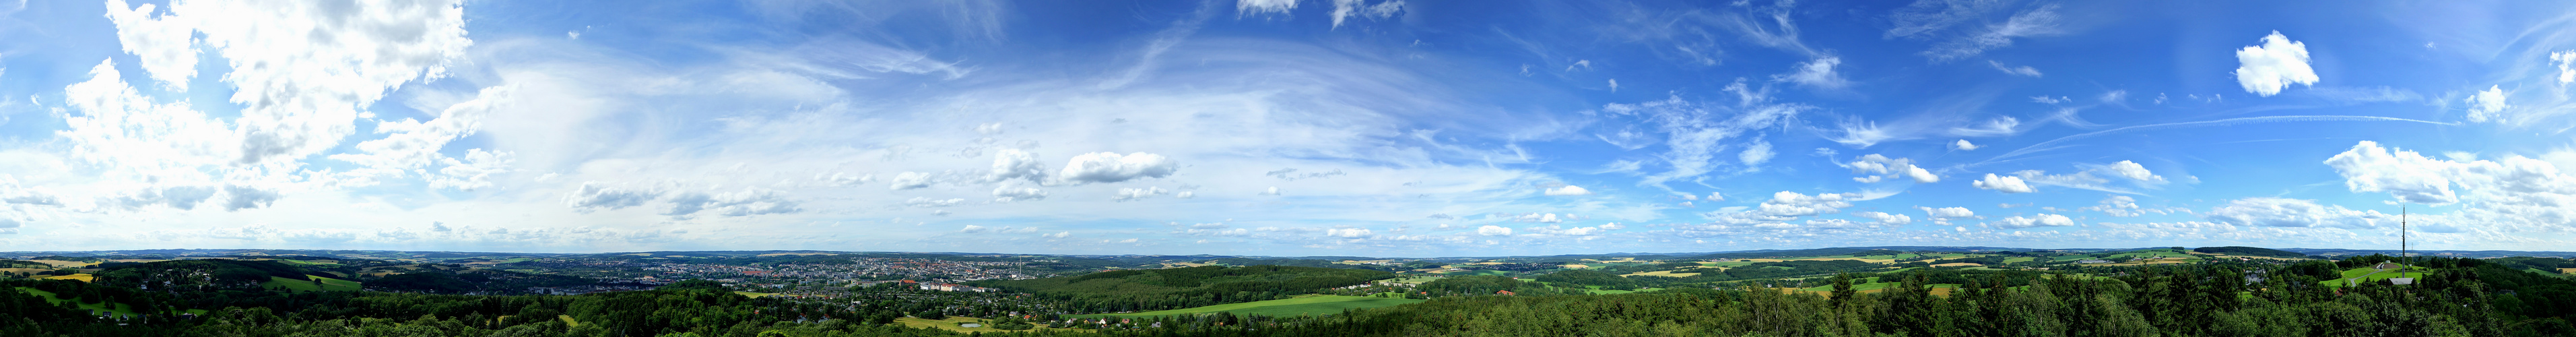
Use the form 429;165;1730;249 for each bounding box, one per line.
888;172;933;190
987;149;1048;182
992;185;1048;202
2204;197;2383;228
1758;191;1857;218
104;0;198;90
564;182;662;212
1990;214;2074;228
2323;141;2461;204
2554;51;2575;84
2322;142;2576;234
1261;187;1281;195
666;187;801;217
1989;161;2169;193
906;197;968;208
1113;187;1170;201
1973;173;2035;193
60;61;234;185
1476;225;1513;236
1854;211;1913;225
1544;185;1593;196
330;85;517;189
1043;231;1070;239
1237;0;1298;16
151;0;469;165
1950;139;1980;150
2233;31;2319;96
220;185;281;211
2465;86;2510;123
1325;228;1372;238
1919;206;1975;219
1057;152;1179;184
1845;154;1939;183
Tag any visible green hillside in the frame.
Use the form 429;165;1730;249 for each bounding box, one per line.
263;275;363;292
2191;246;2305;257
972;265;1393;313
1067;295;1424;318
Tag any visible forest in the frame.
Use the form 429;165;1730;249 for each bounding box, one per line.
0;254;2571;336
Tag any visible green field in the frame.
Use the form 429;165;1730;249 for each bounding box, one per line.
1585;287;1663;295
1067;295;1425;318
264;275;363;292
2321;266;2431;288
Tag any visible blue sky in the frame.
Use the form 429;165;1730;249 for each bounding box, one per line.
0;0;2572;256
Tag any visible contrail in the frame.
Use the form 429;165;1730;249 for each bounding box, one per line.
1983;115;2459;164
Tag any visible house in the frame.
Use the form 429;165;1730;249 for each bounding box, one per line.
1495;290;1516;296
2375;262;2400;270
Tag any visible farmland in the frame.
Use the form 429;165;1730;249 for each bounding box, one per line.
1067;295;1424;318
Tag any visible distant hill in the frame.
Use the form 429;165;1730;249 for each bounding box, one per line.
971;265;1393;313
2191;246;2306;257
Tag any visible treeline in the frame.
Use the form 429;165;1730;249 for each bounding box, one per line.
971;266;1391;313
2192;246;2307;257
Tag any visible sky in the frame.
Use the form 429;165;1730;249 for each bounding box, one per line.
0;0;2573;257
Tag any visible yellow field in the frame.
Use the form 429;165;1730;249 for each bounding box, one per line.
2559;268;2575;275
0;268;53;274
1623;270;1702;278
27;260;94;268
1560;264;1590;269
34;274;94;282
1931;263;1983;268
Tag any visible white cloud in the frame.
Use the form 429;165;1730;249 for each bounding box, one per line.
987;149;1048;182
1328;0;1403;29
906;197;968;208
2465;85;2510;123
1057;152;1179;184
1949;116;2022;137
1605;84;1808;190
1113;187;1170;201
1599;222;1626;231
2553;51;2575;84
1923;4;2060;61
1854;211;1913;225
1990;214;2074;228
959;225;989;233
2321;142;2576;235
1261;187;1281;195
1757;191;1857;218
665;187;801;217
1740;140;1775;165
1919;206;1975;219
1237;0;1298;16
1845;154;1939;183
1987;60;2042;78
1973;173;2035;193
1775;56;1850;89
2101;160;2162;182
2204;197;2383;228
2323;141;2459;204
564;182;662;212
1476;225;1512;236
2233;31;2319;96
427;149;512;191
59;61;234;185
1043;231;1070;239
104;0;199;90
175;0;470;165
1544;185;1593;196
331;85;519;189
1325;228;1372;238
991;185;1048;202
888;172;933;190
1950;139;1980;150
1174;191;1195;199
